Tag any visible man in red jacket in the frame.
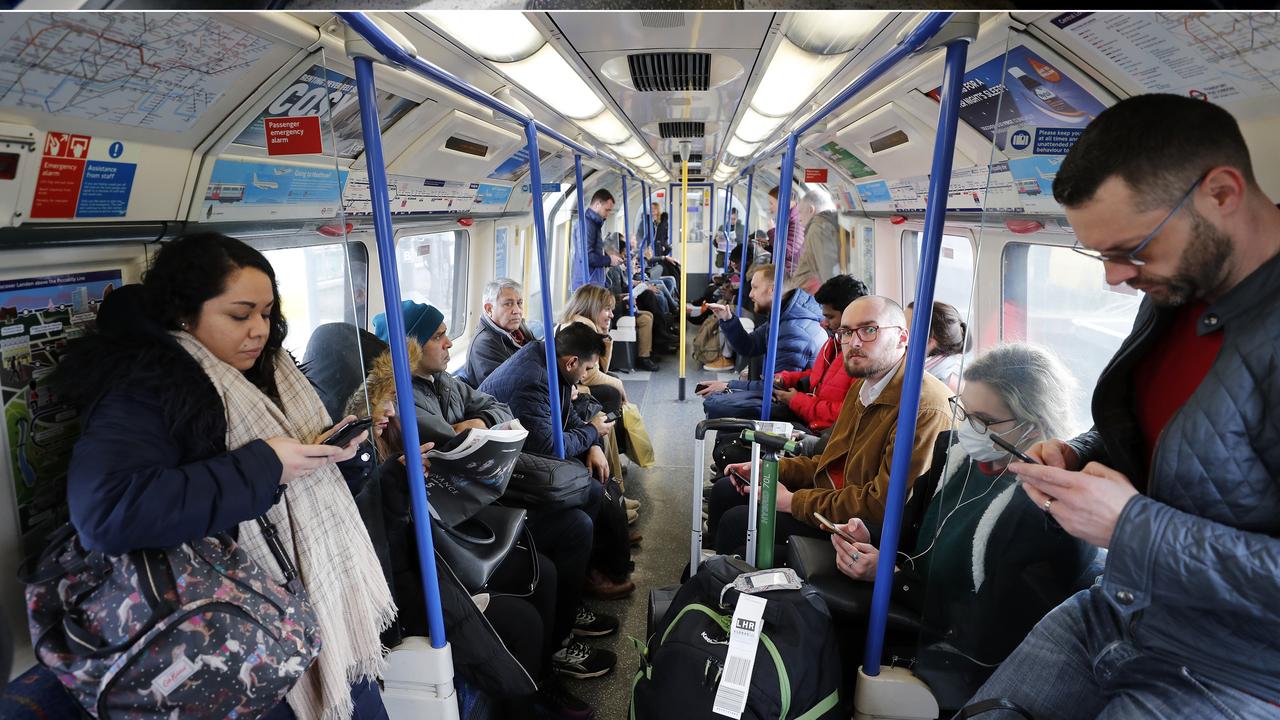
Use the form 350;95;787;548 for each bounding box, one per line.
771;275;868;431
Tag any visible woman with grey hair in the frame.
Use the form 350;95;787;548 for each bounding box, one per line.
824;343;1095;704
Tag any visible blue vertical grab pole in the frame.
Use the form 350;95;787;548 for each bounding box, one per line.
759;135;797;421
352;56;446;647
622;174;635;316
708;185;716;273
863;37;971;676
574;155;588;289
529;122;567;459
722;184;733;276
737;173;754;314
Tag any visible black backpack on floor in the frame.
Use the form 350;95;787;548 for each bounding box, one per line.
630;555;843;720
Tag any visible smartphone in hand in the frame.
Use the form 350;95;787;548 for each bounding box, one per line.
323;417;373;446
813;511;860;545
989;434;1038;464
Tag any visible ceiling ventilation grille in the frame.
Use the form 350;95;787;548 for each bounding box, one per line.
672;153;704;165
658;121;706;139
627;52;711;92
640;12;684;29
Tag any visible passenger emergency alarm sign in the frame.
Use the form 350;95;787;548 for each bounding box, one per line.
803;168;828;183
30;133;137;219
264;116;323;156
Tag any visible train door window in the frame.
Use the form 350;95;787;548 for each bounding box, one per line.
265;242;368;359
397;230;469;338
901;230;974;322
1002;242;1142;433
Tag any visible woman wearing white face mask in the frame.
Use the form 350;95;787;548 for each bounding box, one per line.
827;344;1096;700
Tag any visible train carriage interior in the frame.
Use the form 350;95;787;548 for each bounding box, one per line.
0;7;1278;720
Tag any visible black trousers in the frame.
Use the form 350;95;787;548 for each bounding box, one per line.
707;475;827;559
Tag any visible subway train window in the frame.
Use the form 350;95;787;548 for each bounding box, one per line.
902;230;974;322
265;242;367;358
1001;242;1143;433
397;230;469;337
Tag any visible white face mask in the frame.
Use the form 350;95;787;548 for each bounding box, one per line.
955;421;1032;463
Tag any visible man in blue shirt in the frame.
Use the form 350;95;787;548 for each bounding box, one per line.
571;189;620;289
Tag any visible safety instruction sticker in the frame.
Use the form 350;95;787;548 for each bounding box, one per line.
712;593;767;718
30;132;137;219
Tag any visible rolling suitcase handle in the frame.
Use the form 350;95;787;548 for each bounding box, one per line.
689;419;791;573
740;429;798;569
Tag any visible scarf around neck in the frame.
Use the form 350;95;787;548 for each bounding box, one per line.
173;332;395;720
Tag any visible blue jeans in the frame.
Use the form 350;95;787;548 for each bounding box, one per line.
962;586;1279;719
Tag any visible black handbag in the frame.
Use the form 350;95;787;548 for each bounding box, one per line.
504;452;594;511
430;504;527;594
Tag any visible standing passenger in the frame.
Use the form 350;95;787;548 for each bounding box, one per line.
59;233;393;720
768;185;806;276
571;189;620;290
964;94;1280;718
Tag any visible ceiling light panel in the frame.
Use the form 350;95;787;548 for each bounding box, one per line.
498;44;606;120
749;36;846;119
423;11;546;63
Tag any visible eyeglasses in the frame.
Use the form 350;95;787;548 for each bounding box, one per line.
834;325;902;345
1071;174;1205;267
948;396;1017;434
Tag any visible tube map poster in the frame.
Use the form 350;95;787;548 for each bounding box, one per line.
1;270;121;556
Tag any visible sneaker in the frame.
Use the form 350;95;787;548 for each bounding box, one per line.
572;606;619;637
627;507;638;524
624;498;641;511
535;676;595;720
703;357;734;371
552;641;616;679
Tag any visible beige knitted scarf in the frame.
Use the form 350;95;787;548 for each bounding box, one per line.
174;332;395;720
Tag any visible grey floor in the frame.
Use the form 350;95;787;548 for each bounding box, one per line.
562;338;722;720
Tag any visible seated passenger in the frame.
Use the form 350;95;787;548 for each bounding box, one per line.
702;263;827;377
373;300;513;446
556;284;639;407
300;322;388;423
57;233;392;718
906;300;967;393
463;278;534;388
826;344;1093;701
710;296;953;556
348;343;616;709
697;274;867;430
479;323;636;600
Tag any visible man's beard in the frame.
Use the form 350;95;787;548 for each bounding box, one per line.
1133;211;1233;307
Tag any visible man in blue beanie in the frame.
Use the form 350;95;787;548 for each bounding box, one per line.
373;300;514;445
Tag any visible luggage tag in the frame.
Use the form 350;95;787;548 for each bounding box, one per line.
712;592;767;719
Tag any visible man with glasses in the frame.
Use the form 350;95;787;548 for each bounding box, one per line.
708;295;953;555
965;95;1280;718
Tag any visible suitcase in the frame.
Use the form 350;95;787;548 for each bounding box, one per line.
689;418;792;573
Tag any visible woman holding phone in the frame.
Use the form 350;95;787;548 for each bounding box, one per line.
58;233;394;720
827;344;1094;680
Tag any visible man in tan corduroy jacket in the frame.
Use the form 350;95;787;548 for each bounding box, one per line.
713;295;953;553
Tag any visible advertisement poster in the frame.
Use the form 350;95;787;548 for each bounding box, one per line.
855;180;893;211
1006;155;1066;214
488;147;553;182
203;159;348;222
495;226;509;279
929;45;1108;151
815;141;878;179
234;64;417;159
1;270;122;556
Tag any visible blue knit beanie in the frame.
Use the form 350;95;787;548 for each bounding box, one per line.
372;299;443;346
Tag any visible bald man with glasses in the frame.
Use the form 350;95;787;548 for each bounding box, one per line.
709;295;954;555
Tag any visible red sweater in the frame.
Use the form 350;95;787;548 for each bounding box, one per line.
776;337;854;432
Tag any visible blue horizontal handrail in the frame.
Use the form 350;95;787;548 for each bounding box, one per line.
737;12;954;179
